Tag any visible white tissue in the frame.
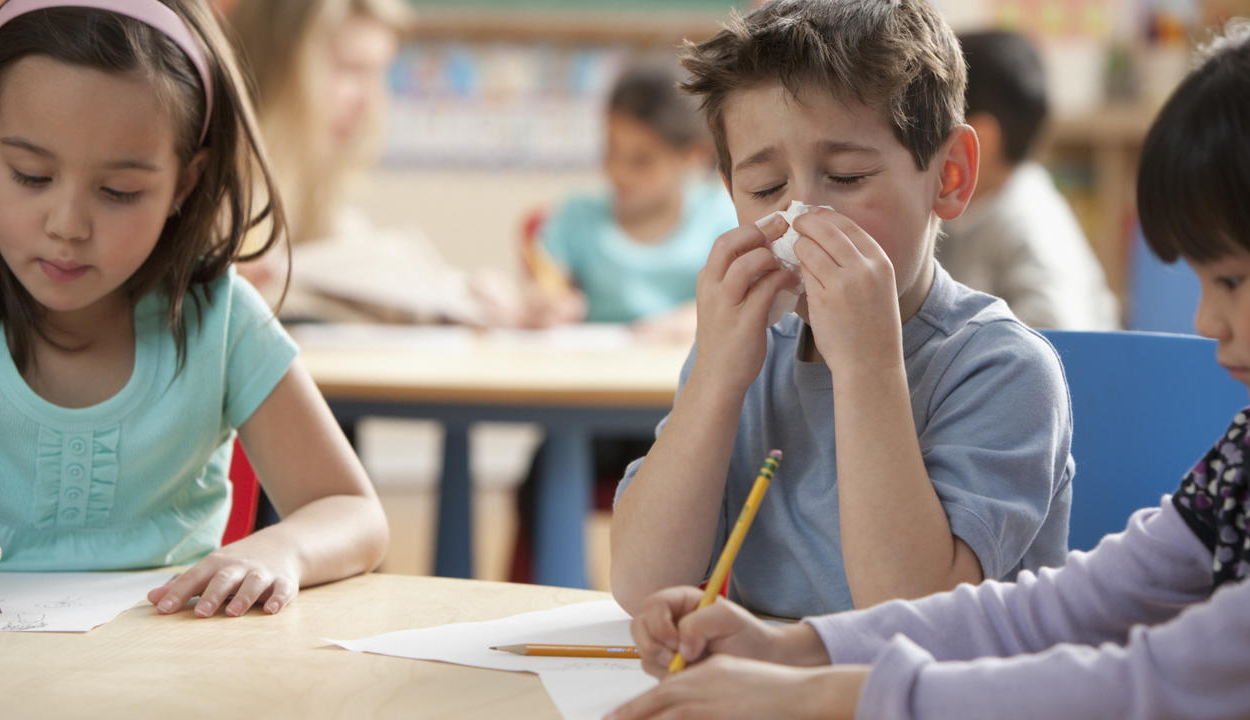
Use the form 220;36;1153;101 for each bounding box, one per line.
758;200;809;270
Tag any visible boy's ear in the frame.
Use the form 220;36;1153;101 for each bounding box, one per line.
933;124;979;221
966;112;1001;164
170;149;210;217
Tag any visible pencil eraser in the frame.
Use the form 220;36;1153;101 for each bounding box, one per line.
768;449;782;461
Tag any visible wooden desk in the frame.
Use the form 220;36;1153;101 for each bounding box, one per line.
0;573;612;719
296;326;688;588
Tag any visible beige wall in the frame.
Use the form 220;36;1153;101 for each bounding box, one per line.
344;167;601;278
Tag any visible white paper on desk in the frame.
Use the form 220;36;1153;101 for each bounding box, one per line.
486;324;636;352
0;570;175;632
332;599;657;719
291;322;475;352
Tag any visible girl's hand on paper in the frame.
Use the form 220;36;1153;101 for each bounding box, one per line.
147;535;300;617
691;215;798;394
789;207;902;370
604;654;867;720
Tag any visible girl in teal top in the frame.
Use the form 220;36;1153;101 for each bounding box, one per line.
523;60;738;343
0;0;388;618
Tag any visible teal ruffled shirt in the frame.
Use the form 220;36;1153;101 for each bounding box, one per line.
541;179;738;323
0;269;297;571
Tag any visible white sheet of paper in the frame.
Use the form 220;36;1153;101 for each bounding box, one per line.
0;570;175;632
332;599;657;719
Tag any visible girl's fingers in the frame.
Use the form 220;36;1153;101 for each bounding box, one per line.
224;568;274;616
155;566;215;613
261;576;297;614
193;566;246;618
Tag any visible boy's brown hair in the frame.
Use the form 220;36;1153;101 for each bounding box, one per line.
680;0;966;184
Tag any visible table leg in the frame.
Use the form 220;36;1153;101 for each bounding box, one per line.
434;420;473;578
533;425;592;588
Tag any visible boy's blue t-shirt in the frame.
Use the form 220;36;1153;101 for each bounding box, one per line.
540;179;738;323
0;269;298;571
617;264;1075;618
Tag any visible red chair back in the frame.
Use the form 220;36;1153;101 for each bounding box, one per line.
223;439;259;544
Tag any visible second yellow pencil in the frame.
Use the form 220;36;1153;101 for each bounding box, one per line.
668;448;782;673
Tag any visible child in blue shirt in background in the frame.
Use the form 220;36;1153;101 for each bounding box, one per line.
523;59;737;344
612;20;1250;719
510;59;737;582
0;0;387;618
611;0;1073;619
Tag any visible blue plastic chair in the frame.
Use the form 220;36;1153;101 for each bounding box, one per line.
1041;330;1247;551
1127;227;1201;334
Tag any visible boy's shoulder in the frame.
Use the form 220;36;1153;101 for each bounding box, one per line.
912;265;1061;368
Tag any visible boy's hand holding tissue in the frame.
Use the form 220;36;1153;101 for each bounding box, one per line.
779;203;904;370
690;214;800;397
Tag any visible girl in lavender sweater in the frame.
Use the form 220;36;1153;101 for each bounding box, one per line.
607;20;1250;720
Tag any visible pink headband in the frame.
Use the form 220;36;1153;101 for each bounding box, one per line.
0;0;214;145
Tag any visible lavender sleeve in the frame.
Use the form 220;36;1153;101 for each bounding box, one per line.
806;499;1250;719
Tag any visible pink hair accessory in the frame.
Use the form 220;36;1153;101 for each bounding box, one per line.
0;0;214;145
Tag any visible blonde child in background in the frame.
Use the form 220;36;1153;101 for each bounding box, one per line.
0;0;387;617
610;0;1073;619
522;59;738;345
937;30;1119;330
613;22;1250;719
226;0;511;325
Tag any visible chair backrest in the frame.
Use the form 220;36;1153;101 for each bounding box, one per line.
1127;226;1201;334
223;438;259;545
1041;330;1246;551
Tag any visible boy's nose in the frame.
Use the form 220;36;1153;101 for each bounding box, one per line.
45;190;91;243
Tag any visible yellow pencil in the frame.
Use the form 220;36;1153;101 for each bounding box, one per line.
668;449;782;673
490;643;640;659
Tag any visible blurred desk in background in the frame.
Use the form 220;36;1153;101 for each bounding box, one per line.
296;325;687;588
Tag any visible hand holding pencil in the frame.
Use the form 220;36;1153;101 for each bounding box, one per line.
667;449;781;673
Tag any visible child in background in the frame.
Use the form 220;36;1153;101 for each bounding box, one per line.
611;23;1250;719
0;0;388;617
610;0;1073;619
226;0;510;325
937;30;1119;330
508;59;739;583
522;59;738;344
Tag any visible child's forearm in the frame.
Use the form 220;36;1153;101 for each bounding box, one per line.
257;493;389;587
831;362;982;607
610;371;746;614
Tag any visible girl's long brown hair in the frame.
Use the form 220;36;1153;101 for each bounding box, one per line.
0;0;287;372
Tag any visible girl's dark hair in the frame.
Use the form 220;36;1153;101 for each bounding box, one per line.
1138;20;1250;264
608;61;708;150
0;0;286;372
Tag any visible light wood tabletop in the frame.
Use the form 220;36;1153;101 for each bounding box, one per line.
1;573;612;719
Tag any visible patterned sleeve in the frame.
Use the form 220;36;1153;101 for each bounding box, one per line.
1170;406;1250;587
